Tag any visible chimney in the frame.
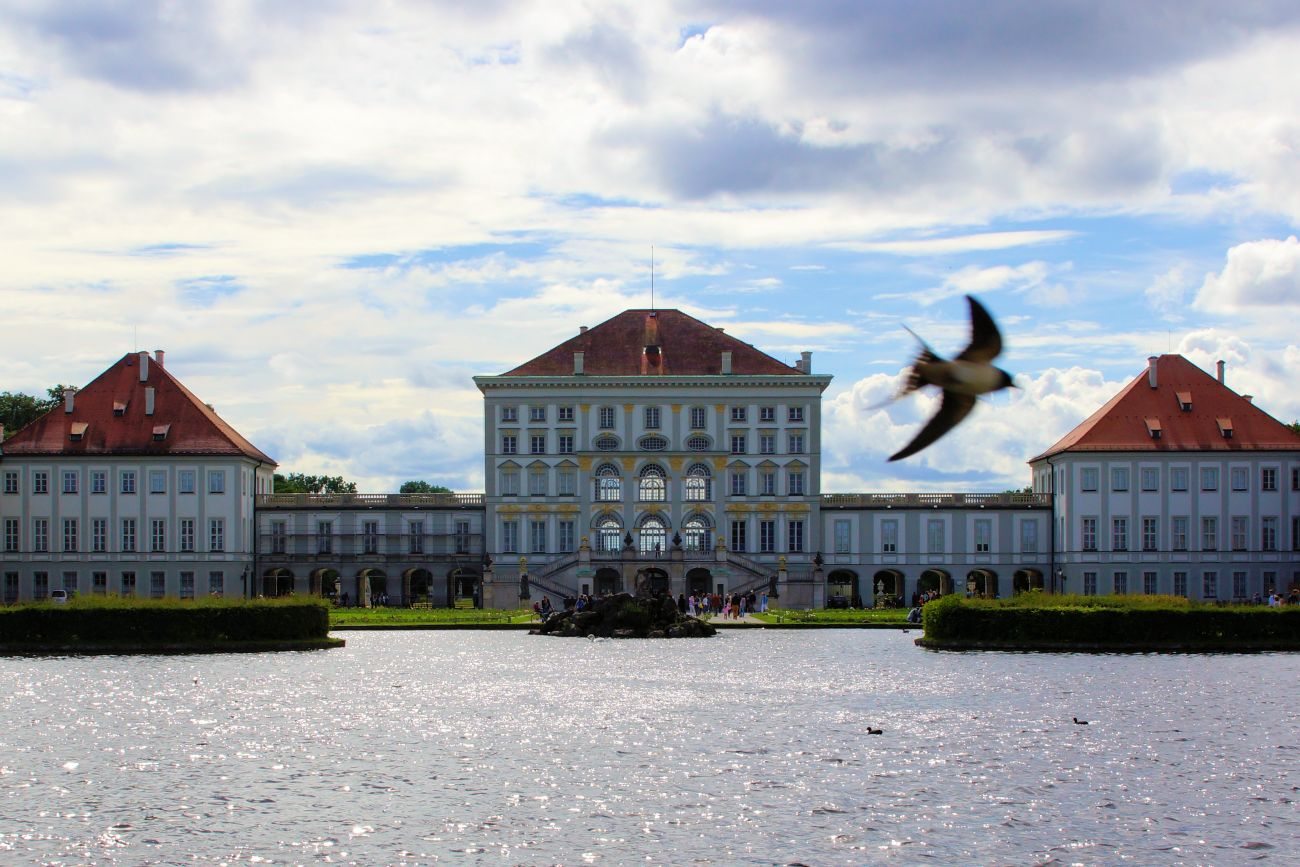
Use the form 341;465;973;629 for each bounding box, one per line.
145;387;155;416
1216;359;1225;384
155;349;165;368
801;351;812;374
721;351;733;375
1147;356;1158;389
579;326;588;334
573;351;585;375
63;386;76;413
138;350;149;382
1243;394;1254;404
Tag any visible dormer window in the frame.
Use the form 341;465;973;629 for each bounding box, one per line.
1144;418;1162;440
69;422;88;441
1176;391;1192;411
1217;417;1233;439
113;401;127;417
152;424;171;441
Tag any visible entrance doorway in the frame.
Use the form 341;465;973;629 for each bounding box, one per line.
262;568;294;597
1012;569;1044;594
447;568;479;608
918;569;953;596
594;567;622;596
870;569;903;606
967;569;997;598
404;568;433;606
827;570;859;608
686;568;712;596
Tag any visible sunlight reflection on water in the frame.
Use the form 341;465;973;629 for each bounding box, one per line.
0;630;1296;864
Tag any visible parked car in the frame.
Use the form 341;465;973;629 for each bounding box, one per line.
49;589;68;604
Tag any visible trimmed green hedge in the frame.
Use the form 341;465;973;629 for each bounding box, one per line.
921;594;1300;649
0;597;331;646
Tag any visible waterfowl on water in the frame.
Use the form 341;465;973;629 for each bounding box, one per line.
867;727;883;735
1073;717;1089;725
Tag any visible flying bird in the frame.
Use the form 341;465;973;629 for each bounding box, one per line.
886;295;1016;462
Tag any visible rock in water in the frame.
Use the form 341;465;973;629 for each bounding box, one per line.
531;592;717;638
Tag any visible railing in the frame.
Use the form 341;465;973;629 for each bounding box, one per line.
821;492;1050;508
257;493;485;508
257;532;483;558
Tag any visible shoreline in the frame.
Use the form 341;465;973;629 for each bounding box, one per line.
915;637;1300;653
0;637;345;656
327;620;915;631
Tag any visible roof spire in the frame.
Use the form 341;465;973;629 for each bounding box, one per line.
650;245;655;312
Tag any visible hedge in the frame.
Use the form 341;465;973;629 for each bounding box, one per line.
920;594;1300;650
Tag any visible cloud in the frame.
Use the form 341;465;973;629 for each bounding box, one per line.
1146;264;1190;318
1194;236;1300;313
838;230;1077;255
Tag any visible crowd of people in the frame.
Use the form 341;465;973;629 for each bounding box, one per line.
680;590;767;618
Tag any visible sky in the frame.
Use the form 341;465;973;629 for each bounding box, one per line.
4;0;1300;494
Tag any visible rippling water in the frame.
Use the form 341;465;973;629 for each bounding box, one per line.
0;630;1296;865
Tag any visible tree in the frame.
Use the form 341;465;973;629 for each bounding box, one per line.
399;480;453;494
273;473;358;494
0;385;72;439
1289;421;1300;437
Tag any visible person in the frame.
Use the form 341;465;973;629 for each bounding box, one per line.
540;596;553;619
907;606;922;624
677;592;687;614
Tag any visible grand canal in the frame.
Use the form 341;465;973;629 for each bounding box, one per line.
1;630;1295;864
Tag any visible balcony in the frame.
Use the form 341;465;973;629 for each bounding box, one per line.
257;493;484;509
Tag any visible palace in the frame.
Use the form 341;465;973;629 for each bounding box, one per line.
2;309;1298;605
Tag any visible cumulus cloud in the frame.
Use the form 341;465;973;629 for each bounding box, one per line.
1194;236;1300;313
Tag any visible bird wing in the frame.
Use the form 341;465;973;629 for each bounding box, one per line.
888;391;977;461
955;295;1003;363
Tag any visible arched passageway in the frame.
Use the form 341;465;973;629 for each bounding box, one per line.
447;568;480;608
358;568;388;607
686;568;712;596
637;568;670;595
594;567;622;596
871;569;904;607
311;568;340;600
1012;568;1044;594
828;569;859;608
404;568;433;606
918;569;953;596
262;568;294;597
967;569;998;598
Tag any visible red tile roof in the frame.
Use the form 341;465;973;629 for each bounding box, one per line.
502;309;805;377
1;352;276;463
1031;354;1300;461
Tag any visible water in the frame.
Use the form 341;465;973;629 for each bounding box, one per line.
0;631;1295;865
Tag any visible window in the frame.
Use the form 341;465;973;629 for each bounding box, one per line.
1201;516;1217;551
639;465;666;501
684;516;711;552
730;406;747;422
270;521;286;555
558;406;574;422
1202;571;1218;600
788;520;804;553
33;471;48;494
638;516;668;555
1083;571;1097;596
501;406;517;422
62;470;78;494
1293;467;1300;491
788;433;805;454
788;406;804;422
501;434;517;455
1233;571;1247;599
179;470;195;494
595;465;621;501
209;571;224;596
1080;468;1098;492
594;435;619;451
502;520;518;553
834;520;851;554
644;406;661;429
686;435;711;451
1200;467;1218;491
1020;520;1038;554
530;520;546;554
1112;517;1128;551
3;518;17;552
881;520;898;553
61;518;77;552
599;406;616;429
759;434;776;454
499;468;519;496
1230;467;1248;491
730;434;747;455
1140;467;1159;492
1111;468;1129;492
529;405;546;423
1231;516;1248;551
729;470;746;496
684;464;711;501
62;571;77;594
729;519;747;552
172;518;193;553
2;572;14;605
145;470;164;494
1142;517;1158;552
689;407;706;429
121;571;136;598
788;471;805;496
2;471;17;494
1172;517;1188;551
151;519;166;552
927;519;945;554
1173;571;1187;597
180;571;195;600
639;435;668;451
362;521;379;554
1143;571;1158;595
1262;517;1277;551
558;520;575;553
530;434;546;454
969;519;989;553
529;468;547;496
759;406;775;422
597;517;621;552
1081;517;1097;551
558;434;574;454
1262;467;1278;491
1171;467;1188;492
455;521;471;554
409;520;424;554
759;520;776;553
208;471;225;494
1113;571;1128;595
760;470;776;495
92;571;107;595
558;469;576;496
209;519;225;552
121;518;135;552
1295;517;1300;551
33;572;47;599
33;518;49;552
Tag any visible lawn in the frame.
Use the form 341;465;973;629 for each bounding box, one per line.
752;607;910;625
329;606;535;627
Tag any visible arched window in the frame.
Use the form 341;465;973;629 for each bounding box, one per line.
684;463;711;501
638;464;666;502
638;514;668;555
683;514;712;552
597;516;623;552
595;464;621;502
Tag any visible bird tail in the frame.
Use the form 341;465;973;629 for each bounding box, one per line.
899;325;944;396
